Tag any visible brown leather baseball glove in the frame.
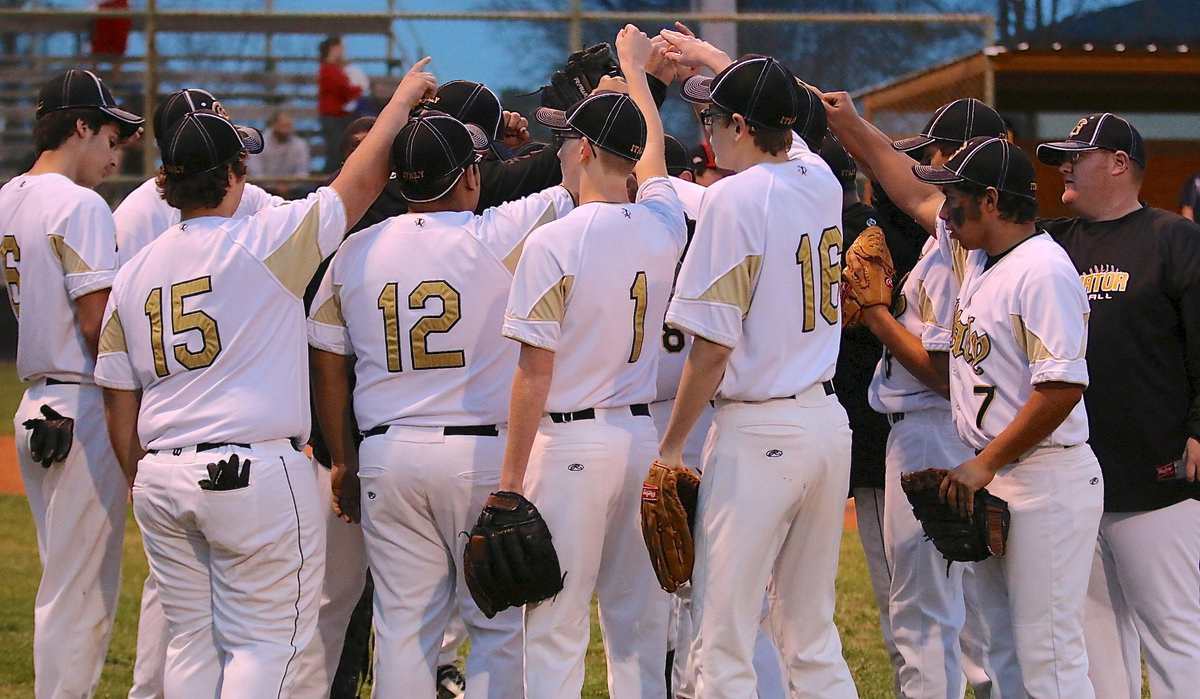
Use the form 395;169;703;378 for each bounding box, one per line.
841;224;896;327
640;460;700;593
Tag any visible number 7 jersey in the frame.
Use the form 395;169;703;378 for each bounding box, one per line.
94;188;347;449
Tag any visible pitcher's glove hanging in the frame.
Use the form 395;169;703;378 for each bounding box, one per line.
901;468;1010;563
640;460;701;593
463;491;564;618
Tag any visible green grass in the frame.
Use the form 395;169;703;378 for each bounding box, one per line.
0;363;20;436
0;493;895;696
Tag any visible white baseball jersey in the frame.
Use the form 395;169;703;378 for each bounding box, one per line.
94;187;347;449
113;177;284;265
654;176;706;402
666;150;844;402
949;232;1091;450
0;173;119;383
868;233;960;414
503;177;686;413
307;186;574;429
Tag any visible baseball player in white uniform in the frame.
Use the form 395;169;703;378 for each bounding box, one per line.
113;89;283;266
823;94;1015;696
902;136;1104;697
497;26;684;698
94;60;437;697
113;87;287;699
657;54;857;696
1;69;142;698
307;110;576;697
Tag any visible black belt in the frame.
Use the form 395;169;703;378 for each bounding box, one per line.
45;378;80;386
148;442;251;455
821;379;835;396
362;424;500;438
549;403;650;424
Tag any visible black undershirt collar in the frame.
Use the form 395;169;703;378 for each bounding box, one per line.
984;230;1042;271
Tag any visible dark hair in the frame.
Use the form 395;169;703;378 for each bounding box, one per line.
157;155;248;211
950;180;1039;224
713;112;791;156
318;35;343;62
340;116;375;162
33;108;116;155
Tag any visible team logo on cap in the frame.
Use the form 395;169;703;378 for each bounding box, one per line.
779;115;796;126
402;170;425;180
1069;118;1089;138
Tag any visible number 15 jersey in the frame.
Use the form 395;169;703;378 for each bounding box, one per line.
94;187;347;450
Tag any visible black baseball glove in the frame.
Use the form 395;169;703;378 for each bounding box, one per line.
463;491;564;618
23;404;74;468
901;468;1010;563
539;43;623;110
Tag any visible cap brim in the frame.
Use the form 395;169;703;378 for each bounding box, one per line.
1036;141;1097;166
893;134;935;153
235;124;265;155
680;76;713;105
533;106;570;130
912;163;965;186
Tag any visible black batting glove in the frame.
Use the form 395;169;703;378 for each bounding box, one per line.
23;404;74;468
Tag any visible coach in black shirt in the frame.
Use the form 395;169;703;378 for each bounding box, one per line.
1038;112;1200;699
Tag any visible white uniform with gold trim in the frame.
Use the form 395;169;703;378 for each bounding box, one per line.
113;175;288;699
947;231;1102;697
94;187;346;697
306;186;573;697
503;177;685;698
868;233;1009;698
665;146;857;696
1;172;126;698
114;176;283;264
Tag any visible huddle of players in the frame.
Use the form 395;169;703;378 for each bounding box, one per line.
5;19;1198;699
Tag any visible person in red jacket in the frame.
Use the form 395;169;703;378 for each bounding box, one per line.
318;35;363;172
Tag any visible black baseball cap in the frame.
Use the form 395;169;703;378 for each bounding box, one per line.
664;135;691;177
153;89;225;149
391;111;488;203
36;69;143;137
793;79;826;151
680;55;803;132
819;132;857;185
533;92;646;162
161;110;264;178
893;98;1007;153
912;136;1038;201
431;80;513;160
1036;113;1146;167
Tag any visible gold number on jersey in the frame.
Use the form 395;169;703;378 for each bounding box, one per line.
143;277;222;377
144;288;168;377
409;281;465;370
377;280;466;372
377;283;402;372
171;277;221;370
973;385;997;430
662;324;685;354
1;235;20;317
795;226;842;332
628;271;648;363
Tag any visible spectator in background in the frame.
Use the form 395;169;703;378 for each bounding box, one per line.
1180;171;1200;222
317;35;362;172
354;77;395;118
91;0;131;83
248;111;312;197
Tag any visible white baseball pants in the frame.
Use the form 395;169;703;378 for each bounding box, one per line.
970;444;1103;698
1085;498;1200;699
882;407;1011;699
522;408;670;698
693;388;856;699
15;380;126;699
132;441;326;698
357;427;523;699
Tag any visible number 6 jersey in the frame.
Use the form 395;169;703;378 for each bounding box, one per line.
94;187;347;450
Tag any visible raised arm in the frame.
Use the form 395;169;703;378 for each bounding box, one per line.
820;90;945;236
615;25;666;183
330;57;436;229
